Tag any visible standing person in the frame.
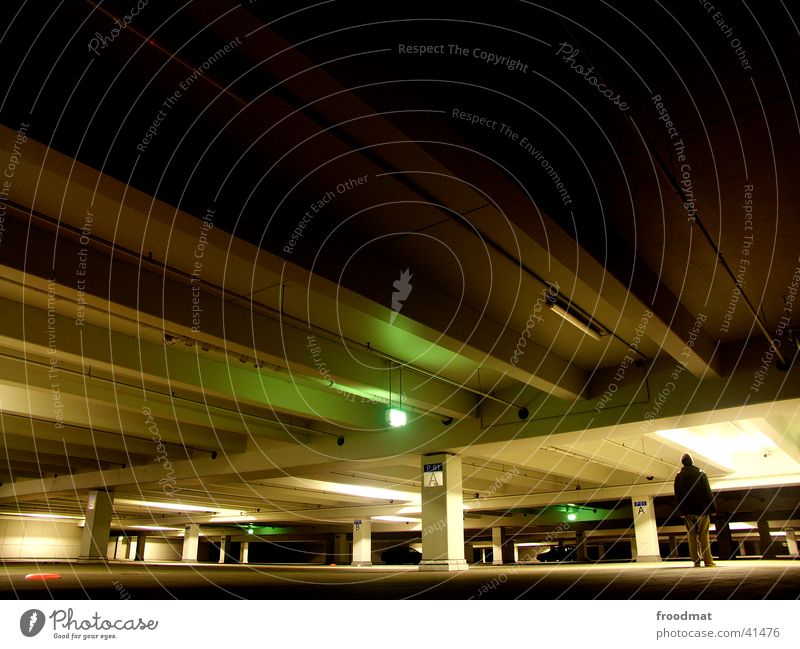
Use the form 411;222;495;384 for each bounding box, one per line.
674;453;717;567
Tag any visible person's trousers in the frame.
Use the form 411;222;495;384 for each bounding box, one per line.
684;514;715;565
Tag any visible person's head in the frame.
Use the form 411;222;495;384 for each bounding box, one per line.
681;453;693;467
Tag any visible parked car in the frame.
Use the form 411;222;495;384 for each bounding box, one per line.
381;546;422;564
536;546;577;562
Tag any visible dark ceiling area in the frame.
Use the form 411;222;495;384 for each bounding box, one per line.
3;1;798;348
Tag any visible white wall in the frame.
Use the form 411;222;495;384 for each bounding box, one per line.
0;518;83;559
107;536;182;561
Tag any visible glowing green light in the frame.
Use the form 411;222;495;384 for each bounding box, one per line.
567;513;577;521
387;408;407;427
247;528;254;535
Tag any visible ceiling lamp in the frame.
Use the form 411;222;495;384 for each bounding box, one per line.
545;289;604;341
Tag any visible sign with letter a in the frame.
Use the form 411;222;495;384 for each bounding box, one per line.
423;462;444;488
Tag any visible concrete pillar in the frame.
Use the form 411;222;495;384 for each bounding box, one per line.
182;523;200;562
240;540;250;564
757;519;776;559
575;530;588;562
631;496;661;562
464;542;473;564
668;535;677;558
134;534;147;561
419;453;468;571
785;529;799;556
218;535;232;564
352;519;372;566
491;527;503;565
126;537;137;561
330;533;348;564
79;489;114;559
715;515;736;559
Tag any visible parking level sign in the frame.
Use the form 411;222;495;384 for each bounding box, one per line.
424;463;443;488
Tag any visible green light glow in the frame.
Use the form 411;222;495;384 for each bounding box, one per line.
387;408;407;427
567;513;577;521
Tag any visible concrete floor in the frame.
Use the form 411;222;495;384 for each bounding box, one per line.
1;560;799;599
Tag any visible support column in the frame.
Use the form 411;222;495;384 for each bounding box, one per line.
134;534;147;561
668;535;677;559
575;530;588;562
419;453;468;571
182;523;200;562
631;496;661;562
715;515;736;560
785;530;799;556
491;527;503;565
331;533;348;565
218;535;232;564
758;519;776;559
240;541;250;564
79;489;114;559
127;537;137;561
351;519;372;566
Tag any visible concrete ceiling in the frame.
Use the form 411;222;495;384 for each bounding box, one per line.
0;0;799;537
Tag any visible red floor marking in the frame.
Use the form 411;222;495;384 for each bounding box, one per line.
24;573;62;580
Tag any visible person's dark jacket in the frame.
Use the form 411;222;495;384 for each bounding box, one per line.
674;464;715;516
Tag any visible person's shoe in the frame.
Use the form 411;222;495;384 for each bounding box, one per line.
693;562;702;567
704;562;717;567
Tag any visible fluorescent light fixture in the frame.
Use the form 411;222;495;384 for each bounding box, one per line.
1;512;85;521
546;297;602;341
386;407;407;427
114;498;221;513
567;513;577;521
371;515;421;523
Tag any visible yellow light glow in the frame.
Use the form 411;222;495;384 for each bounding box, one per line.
371;515;421;523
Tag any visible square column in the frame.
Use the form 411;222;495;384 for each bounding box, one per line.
419;453;468;571
126;537;137;561
785;529;799;556
352;519;372;566
240;541;250;564
218;535;233;564
182;523;200;562
491;527;503;565
79;489;114;559
631;496;661;562
134;534;147;561
758;519;776;558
